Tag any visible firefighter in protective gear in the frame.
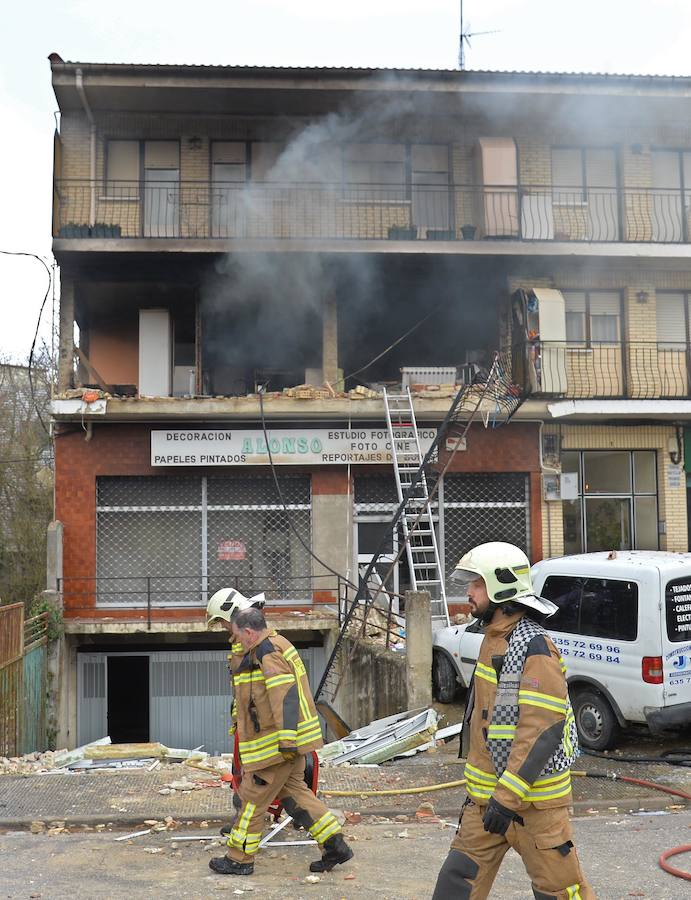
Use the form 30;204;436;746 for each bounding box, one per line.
432;542;595;900
207;588;268;835
207;604;353;877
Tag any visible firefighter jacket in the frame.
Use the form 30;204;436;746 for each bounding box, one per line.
462;609;576;813
232;628;323;772
227;641;244;736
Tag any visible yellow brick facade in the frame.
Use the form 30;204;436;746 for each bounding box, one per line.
540;424;687;558
56;109;691;242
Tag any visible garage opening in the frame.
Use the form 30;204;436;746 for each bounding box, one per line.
107;656;149;743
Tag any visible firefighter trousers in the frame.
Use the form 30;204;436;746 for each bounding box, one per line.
226;755;341;863
432;799;596;899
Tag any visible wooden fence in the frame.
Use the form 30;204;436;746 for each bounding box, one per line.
0;604;48;756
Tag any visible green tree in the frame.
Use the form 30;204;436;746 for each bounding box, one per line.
0;350;53;607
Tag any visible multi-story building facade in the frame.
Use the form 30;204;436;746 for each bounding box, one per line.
49;57;691;749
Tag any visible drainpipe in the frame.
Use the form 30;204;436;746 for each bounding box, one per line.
75;68;96;227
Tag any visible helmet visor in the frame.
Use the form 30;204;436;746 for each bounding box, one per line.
450;566;483;586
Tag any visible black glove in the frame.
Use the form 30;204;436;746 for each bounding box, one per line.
482;797;522;835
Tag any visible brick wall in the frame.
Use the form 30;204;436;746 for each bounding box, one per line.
539;423;687;557
55;421;543;616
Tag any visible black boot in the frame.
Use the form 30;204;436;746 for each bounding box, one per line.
209;856;254;876
309;833;354;873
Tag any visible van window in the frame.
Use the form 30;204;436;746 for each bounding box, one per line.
542;575;638;640
665;577;691;641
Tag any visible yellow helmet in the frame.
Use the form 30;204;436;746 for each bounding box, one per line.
451;542;557;617
206;588;266;625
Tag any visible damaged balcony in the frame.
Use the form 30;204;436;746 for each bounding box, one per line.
54;256;511;417
53;179;691;247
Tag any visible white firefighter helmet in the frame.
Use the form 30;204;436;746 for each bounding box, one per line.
451;541;558;617
206;587;266;625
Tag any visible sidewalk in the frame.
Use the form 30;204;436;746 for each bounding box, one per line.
1;740;689;829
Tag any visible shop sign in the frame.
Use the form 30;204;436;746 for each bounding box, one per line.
217;540;246;561
151;428;436;466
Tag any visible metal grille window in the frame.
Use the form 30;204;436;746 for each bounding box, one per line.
96;474;311;606
354;473;530;601
441;473;530;599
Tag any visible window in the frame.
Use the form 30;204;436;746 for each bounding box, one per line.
344;143;406;200
251;142;285;182
551;147;617;201
411;144;450;229
656;291;691;350
106;140;139;183
564;291;621;344
561;450;658;553
651;150;691;241
665;577;691;641
543;575;638;641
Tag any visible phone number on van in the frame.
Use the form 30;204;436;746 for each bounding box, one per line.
552;637;621;664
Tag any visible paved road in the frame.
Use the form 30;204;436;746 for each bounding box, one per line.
1;810;690;899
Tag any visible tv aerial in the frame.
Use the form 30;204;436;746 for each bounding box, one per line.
459;1;501;70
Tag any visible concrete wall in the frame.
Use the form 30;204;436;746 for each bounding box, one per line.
332;636;408;731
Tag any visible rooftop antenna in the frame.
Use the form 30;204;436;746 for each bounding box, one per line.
459;1;501;70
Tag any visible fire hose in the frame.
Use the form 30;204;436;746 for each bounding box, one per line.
322;769;691;881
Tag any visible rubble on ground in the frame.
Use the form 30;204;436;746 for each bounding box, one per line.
319;708;444;766
1;737;211;776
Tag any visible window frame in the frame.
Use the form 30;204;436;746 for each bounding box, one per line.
563;289;624;347
542;573;639;642
551;145;619;205
561;450;659;553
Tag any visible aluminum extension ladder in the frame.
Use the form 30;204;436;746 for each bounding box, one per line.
383;387;450;627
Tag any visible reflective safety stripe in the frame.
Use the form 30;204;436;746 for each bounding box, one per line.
464;763;497;801
265;673;296;690
525;772;572;801
282;646;311;722
278;728;297;743
566;884;582;899
310;811;341;843
231;643;244;654
233;671;265;685
559;656;568;675
498;770;531;799
464;763;497;785
475;662;498;685
297;725;323;746
243;832;262;855
229;801;256;848
563;708;576;756
518;689;568;714
487;724;517;739
238;731;280;752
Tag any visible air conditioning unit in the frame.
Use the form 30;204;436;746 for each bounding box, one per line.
401;366;457;387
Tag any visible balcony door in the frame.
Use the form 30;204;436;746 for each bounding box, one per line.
551;147;619;241
143;142;179;237
211;142;246;237
651;150;691;242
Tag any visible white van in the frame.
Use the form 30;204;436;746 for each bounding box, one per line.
432;551;691;749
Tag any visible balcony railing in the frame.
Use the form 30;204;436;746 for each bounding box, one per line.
521;340;691;399
53;179;691;244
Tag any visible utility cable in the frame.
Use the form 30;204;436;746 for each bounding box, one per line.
343;302;444;383
0;249;53;435
257;388;359;592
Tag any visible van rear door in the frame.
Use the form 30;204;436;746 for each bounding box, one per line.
662;573;691;705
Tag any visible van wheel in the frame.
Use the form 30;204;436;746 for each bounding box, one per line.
573;691;620;750
433;652;457;703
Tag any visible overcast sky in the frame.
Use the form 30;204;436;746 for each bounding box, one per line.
1;0;690;361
